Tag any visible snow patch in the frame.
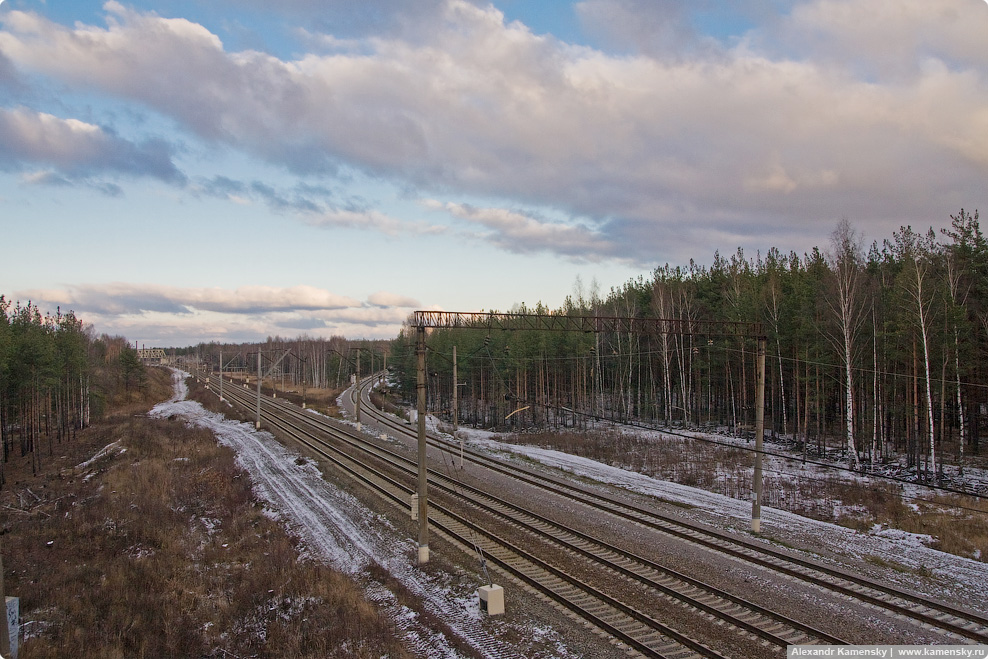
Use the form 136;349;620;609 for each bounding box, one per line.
75;440;125;471
152;369;536;658
868;524;936;548
465;435;988;600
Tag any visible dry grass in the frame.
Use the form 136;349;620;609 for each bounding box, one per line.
504;429;988;563
369;391;407;421
219;374;345;418
1;369;410;659
889;494;988;560
275;385;346;418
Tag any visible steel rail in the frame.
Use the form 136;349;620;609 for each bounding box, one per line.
349;375;988;644
209;374;715;658
340;381;847;647
208;371;860;651
290;376;842;647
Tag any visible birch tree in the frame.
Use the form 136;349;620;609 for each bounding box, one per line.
651;268;675;423
825;219;868;469
894;226;942;481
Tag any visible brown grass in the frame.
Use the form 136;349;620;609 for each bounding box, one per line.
1;368;410;659
889;494;988;560
275;384;346;418
219;373;345;418
370;391;407;421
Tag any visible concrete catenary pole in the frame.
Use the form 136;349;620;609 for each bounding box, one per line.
751;336;767;532
453;345;463;468
356;348;361;428
256;350;262;430
0;545;9;656
416;326;429;564
219;349;223;403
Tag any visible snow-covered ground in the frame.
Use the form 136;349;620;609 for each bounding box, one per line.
456;425;988;607
148;369;988;654
352;378;988;609
149;369;581;659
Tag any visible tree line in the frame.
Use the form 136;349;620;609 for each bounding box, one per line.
0;296;147;486
390;210;985;485
189;335;390;395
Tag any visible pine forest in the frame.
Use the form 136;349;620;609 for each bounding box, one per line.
390;211;986;488
0;297;150;486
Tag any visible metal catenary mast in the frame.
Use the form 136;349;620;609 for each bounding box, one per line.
409;310;768;564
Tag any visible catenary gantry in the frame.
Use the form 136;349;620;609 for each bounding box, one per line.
408;310;768;565
411;310;760;338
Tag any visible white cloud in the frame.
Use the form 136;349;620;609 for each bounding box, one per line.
771;0;988;78
0;107;183;183
102;306;410;345
305;208;445;236
15;283;362;316
437;201;621;262
367;291;421;308
14;283;427;344
1;0;986;263
574;0;712;57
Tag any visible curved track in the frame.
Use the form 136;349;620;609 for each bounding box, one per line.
347;374;988;645
200;370;988;655
207;374;722;657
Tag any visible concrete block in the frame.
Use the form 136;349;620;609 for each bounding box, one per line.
5;596;18;659
478;584;504;615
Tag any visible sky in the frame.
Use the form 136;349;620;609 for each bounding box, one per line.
1;0;986;346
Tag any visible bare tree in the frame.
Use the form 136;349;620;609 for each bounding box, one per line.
651;269;674;424
825;219;868;470
941;209;983;475
894;226;942;481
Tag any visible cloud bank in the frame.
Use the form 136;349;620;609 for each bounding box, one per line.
3;0;987;346
0;107;184;186
14;283;422;343
1;0;984;264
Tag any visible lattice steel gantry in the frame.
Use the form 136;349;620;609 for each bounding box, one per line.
409;311;768;565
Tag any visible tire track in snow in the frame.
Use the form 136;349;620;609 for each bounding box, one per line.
150;370;527;659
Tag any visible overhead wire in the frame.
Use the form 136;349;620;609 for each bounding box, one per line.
399;348;496;586
419;334;988;511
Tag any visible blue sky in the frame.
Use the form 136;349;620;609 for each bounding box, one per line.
1;0;986;346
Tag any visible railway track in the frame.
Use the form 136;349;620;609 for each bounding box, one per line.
207;374;719;657
198;370;988;654
344;374;988;646
200;372;859;657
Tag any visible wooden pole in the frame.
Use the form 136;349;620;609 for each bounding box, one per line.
356;348;361;428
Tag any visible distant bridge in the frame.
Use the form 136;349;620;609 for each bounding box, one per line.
137;348;168;364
